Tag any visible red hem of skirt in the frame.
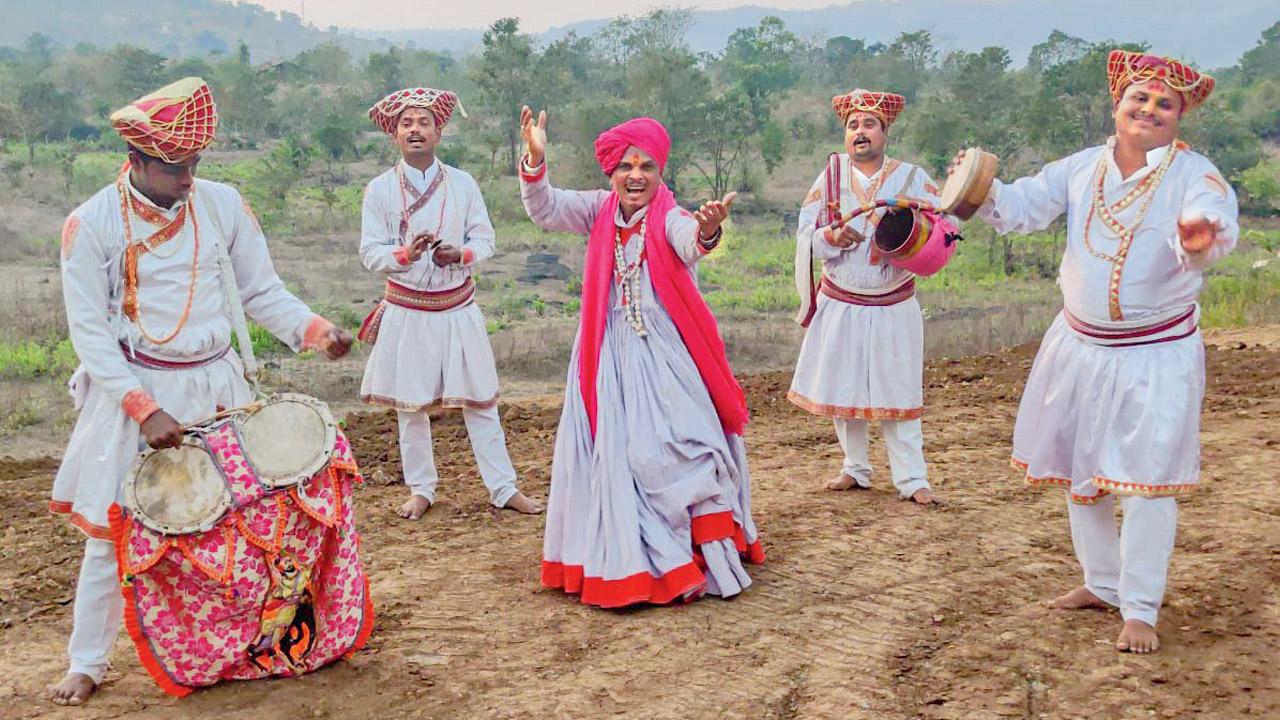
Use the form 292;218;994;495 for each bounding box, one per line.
542;511;765;607
49;500;114;541
540;560;707;608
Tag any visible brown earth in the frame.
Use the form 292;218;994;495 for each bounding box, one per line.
1;332;1278;719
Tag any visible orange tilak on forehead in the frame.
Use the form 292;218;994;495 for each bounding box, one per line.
629;153;643;166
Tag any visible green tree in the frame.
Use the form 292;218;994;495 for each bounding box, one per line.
313;111;359;169
1237;158;1280;215
1241;20;1280;81
760;120;785;174
17;80;76;163
687;90;753;199
471;18;535;173
721;16;803;127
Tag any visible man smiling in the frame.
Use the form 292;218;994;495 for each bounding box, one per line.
956;50;1237;654
789;89;944;506
360;87;540;519
517;106;763;608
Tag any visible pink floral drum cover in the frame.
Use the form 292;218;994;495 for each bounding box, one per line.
108;426;373;697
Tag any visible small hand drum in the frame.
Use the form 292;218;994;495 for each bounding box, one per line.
124;441;233;535
237;394;338;489
940;148;998;220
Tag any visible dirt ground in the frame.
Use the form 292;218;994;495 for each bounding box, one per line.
1;328;1277;719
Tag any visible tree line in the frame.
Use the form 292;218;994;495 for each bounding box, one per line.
0;12;1277;213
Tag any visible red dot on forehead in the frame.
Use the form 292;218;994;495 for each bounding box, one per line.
629;154;642;165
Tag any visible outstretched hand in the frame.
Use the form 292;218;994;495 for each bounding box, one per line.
1178;216;1218;254
694;191;737;240
520;105;548;167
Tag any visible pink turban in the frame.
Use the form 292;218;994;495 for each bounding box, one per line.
593;117;671;175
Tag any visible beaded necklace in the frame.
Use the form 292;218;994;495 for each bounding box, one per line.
1082;141;1178;262
614;218;647;337
397;163;452;287
1082;140;1180;320
116;164;201;345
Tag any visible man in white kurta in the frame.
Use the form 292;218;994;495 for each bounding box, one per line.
360;87;539;519
789;89;942;505
49;78;352;705
961;51;1236;653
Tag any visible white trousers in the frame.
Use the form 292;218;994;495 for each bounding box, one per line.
833;417;929;499
67;539;122;684
397;405;519;507
1068;493;1178;627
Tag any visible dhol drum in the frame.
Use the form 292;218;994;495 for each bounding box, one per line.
837;197;962;277
940;148;998;220
113;394;372;698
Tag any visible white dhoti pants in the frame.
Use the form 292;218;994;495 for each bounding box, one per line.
1067;493;1178;627
834;417;929;499
67;539;123;684
397;405;519;507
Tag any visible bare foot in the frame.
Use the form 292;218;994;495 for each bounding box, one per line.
503;491;543;515
1048;585;1111;611
909;488;937;505
48;673;96;706
825;473;868;491
397;495;432;520
1116;619;1160;653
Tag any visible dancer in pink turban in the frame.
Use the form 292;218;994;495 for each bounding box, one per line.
518;106;762;608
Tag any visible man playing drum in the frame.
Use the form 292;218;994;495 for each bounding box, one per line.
518;107;763;608
359;87;540;519
48;77;353;705
953;51;1237;653
788;89;944;505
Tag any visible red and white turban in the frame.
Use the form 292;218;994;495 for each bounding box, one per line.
110;77;218;163
593;117;671;175
368;87;465;134
831;89;906;128
1107;50;1214;115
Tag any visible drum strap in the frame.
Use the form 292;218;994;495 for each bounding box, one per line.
899;165;920;197
199;189;262;395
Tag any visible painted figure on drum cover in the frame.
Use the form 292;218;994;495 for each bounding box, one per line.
247;552;316;674
358;87;541;519
788;89;948;506
954;51;1237;654
517;105;763;608
47;78;353;706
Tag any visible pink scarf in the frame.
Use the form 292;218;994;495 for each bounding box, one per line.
578;184;748;438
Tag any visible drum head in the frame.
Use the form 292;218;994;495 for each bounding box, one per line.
940;149;996;219
238;393;337;488
873;208;917;255
939;151;980;211
126;442;232;535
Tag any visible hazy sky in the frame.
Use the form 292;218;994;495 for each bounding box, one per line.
246;0;847;32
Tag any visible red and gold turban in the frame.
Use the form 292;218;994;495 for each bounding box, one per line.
1107;50;1214;115
593;117;671;175
368;87;465;134
110;77;218;164
832;89;906;128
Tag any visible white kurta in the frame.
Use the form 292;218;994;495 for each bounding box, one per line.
358;160;501;410
982;138;1239;501
788;155;940;418
520;166;761;607
54;177;317;538
55;176;319;683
